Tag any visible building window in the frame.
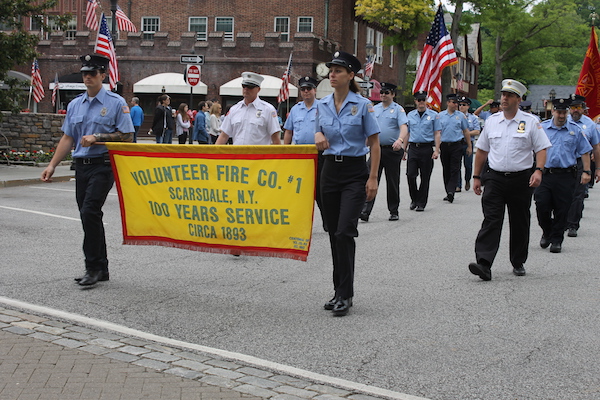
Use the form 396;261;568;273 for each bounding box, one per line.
142;17;159;40
190;17;207;41
389;45;394;68
353;22;358;56
298;17;313;32
274;17;289;42
215;17;234;41
31;15;46;39
375;31;383;64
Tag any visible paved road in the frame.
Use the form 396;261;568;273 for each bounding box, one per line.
1;162;599;400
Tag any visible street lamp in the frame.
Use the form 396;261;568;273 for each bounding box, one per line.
110;0;118;39
364;43;375;97
549;88;556;101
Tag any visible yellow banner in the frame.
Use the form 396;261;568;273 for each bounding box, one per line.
105;144;317;261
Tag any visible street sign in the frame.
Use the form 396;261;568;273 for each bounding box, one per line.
186;65;201;86
359;82;374;89
180;54;204;64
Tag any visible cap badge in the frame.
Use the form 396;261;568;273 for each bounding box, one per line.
85;55;91;61
559;99;564;103
334;51;339;57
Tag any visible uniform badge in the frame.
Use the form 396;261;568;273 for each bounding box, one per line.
122;106;130;114
570;131;575;135
583;124;587;129
100;107;107;117
517;121;526;133
390;109;394;114
256;110;262;118
352;105;358;115
426;116;431;120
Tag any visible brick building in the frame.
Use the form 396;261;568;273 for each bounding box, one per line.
10;0;402;124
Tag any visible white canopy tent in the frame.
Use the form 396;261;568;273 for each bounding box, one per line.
219;75;298;98
133;73;207;94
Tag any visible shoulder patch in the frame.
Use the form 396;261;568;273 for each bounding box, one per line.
271;111;277;118
536;123;542;129
122;106;130;114
367;103;375;113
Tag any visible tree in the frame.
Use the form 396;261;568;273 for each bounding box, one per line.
355;0;435;102
0;0;69;116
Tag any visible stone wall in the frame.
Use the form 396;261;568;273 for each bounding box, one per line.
1;112;65;153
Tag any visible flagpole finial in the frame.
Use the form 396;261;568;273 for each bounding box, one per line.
591;11;598;26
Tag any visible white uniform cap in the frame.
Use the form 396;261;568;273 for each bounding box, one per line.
241;72;264;87
501;79;527;97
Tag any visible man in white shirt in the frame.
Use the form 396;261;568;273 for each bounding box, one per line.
216;72;281;145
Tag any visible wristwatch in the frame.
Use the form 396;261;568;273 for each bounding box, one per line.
93;133;101;140
583;170;592;175
535;167;544;172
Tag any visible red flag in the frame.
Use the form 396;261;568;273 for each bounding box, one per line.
116;6;137;32
364;56;374;80
85;0;99;31
412;5;458;111
31;59;44;103
576;26;600;121
277;52;293;103
94;14;119;90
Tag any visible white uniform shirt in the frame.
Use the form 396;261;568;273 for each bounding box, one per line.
221;96;280;145
475;110;551;172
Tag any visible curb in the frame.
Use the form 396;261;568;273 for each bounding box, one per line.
0;174;74;188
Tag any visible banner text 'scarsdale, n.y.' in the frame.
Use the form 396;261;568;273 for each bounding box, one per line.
105;144;318;261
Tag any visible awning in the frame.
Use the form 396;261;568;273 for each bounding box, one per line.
368;79;381;102
316;77;364;99
0;70;31;90
134;73;207;95
220;75;298;97
49;72;110;91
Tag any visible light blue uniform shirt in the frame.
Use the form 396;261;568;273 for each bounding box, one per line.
373;102;408;145
439;110;469;143
541;119;593;168
315;91;380;157
284;99;319;144
465;112;480;141
63;88;134;158
568;114;600;146
407;109;441;143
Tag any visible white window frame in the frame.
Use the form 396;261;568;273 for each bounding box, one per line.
353;22;359;56
297;16;313;33
104;16;120;40
375;31;384;64
215;17;234;41
142;16;160;40
389;45;394;68
189;16;208;41
274;17;290;42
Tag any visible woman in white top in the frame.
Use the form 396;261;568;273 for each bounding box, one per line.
175;103;191;144
208;103;222;144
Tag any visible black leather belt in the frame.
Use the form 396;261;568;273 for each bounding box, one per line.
410;142;434;148
75;155;110;165
381;145;394;148
489;168;530;176
546;167;576;174
324;155;366;163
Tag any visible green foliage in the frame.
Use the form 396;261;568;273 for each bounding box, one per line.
0;0;71;117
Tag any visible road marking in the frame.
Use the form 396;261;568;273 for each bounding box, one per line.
29;186;118;196
0;205;81;222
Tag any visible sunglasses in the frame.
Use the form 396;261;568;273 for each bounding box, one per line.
459;103;469;106
82;70;99;77
416;99;426;102
448;100;458;104
380;90;391;95
300;87;314;91
569;105;584;110
242;84;258;89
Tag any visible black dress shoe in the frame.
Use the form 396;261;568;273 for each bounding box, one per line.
389;214;399;221
332;298;352;316
78;271;101;286
75;271;109;282
443;196;449;202
567;228;577;237
550;243;562;253
447;193;454;203
513;265;526;276
409;202;417;210
359;212;369;222
540;236;550;249
415;205;425;212
324;296;338;310
468;262;492;281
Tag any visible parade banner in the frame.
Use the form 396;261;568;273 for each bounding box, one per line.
105;144;318;261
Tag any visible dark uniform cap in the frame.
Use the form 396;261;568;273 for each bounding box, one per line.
446;93;459;101
569;94;586;105
298;76;318;88
326;51;361;74
380;82;397;92
519;100;532;111
552;98;572;110
458;96;471;105
490;101;500;108
414;91;427;100
80;54;110;72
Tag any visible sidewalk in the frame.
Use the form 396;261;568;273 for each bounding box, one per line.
0;300;424;400
0;164;75;188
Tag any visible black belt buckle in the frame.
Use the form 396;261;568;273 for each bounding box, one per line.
83;158;93;165
334;155;343;162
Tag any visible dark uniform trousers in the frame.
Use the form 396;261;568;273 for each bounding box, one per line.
567;158;586;230
315;151;326;228
321;156;368;300
534;169;578;245
362;146;403;216
75;159;114;274
475;169;534;268
406;143;434;207
440;141;463;195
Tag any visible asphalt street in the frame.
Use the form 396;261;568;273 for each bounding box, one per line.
1;161;599;400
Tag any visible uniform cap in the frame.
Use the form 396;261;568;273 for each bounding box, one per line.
80;54;109;72
458;96;471;105
490;101;501;108
380;82;397;92
519;100;532;111
326;51;361;74
500;79;527;97
569;94;586;105
552;98;571;110
446;93;459;101
241;72;264;87
414;91;427;100
298;76;318;88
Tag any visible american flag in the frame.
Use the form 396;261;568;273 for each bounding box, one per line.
412;5;458;111
85;0;99;31
116;6;137;32
31;59;44;103
94;14;119;90
277;52;293;103
364;56;374;80
52;73;59;107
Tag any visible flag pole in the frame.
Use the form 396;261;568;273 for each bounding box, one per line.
27;86;32;111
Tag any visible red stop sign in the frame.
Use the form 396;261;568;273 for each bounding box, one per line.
187;65;200;86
